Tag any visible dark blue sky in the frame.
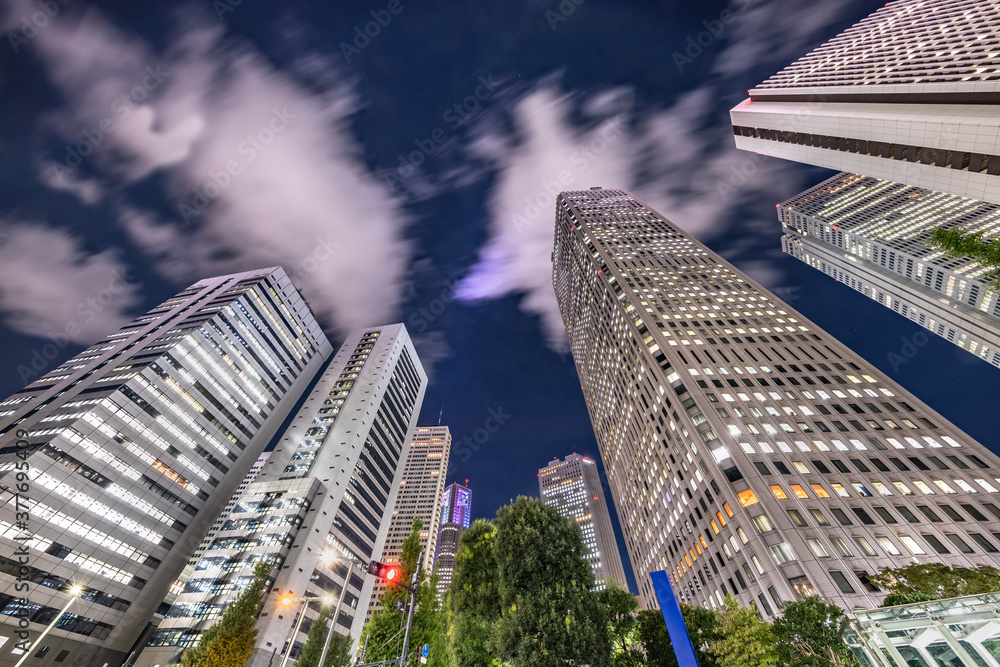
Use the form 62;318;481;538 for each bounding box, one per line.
3;0;991;594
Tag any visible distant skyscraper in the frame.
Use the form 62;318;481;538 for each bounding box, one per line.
434;482;471;597
779;172;1000;368
0;267;330;667
553;188;1000;614
366;425;451;620
136;324;427;667
539;454;628;591
729;0;1000;204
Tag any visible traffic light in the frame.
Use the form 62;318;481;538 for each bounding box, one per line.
367;560;400;584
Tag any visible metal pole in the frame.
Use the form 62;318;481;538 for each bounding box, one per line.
318;586;347;667
279;599;309;667
14;595;77;667
398;551;422;667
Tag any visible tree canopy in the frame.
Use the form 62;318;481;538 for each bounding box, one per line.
928;227;1000;288
709;595;777;667
869;563;1000;600
772;597;857;667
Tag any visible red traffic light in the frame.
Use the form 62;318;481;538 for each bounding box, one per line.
385;567;398;581
368;560;401;584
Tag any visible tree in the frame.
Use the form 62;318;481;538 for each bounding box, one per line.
488;496;610;667
680;603;721;667
708;595;777;667
446;519;501;667
772;597;857;667
869;563;1000;600
881;591;937;607
360;518;447;667
599;586;643;667
928;227;1000;288
182;559;272;667
296;607;351;667
636;610;677;667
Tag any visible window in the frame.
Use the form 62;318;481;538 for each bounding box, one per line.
829;571;856;594
811;460;831;474
769;542;795;564
897;506;919;523
770;485;789;500
892;481;914;495
737;489;759;507
751;514;774;533
809;509;830;525
872;506;897;523
933;480;957;494
869;458;891;472
831;460;850;473
831;508;852;525
916;505;941;522
774;461;792;475
872;482;893;497
899;535;925;555
938;505;964;522
961;504;988;521
852;483;872;497
810;484;831;499
969;534;998;553
854;537;877;557
852;508;875;525
807;538;829;558
751;554;765;574
922;534;950;554
792;461;810;474
790;484;810;499
850;459;871;473
912;479;935;495
876;537;902;555
945;534;974;554
830;483;850;498
787;510;807;527
753;462;771;476
831;537;853;557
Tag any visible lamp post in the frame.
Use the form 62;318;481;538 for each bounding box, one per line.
277;594;334;667
13;585;83;667
316;547;368;667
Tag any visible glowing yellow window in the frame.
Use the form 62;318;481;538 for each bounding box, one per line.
737;489;760;507
792;461;810;474
769;485;789;500
790;484;810;499
684;554;691;567
872;481;893;496
711;519;720;534
724;502;734;517
716;511;727;527
695;543;702;555
699;534;707;548
830;482;851;497
810;483;831;499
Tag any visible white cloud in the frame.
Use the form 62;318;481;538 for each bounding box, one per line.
0;221;140;343
19;3;413;338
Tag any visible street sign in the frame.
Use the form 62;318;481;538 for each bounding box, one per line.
422;644;429;658
420;658;426;664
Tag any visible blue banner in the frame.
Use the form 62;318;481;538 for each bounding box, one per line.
650;570;701;667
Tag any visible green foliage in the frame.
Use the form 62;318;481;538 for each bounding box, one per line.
773;597;857;667
881;591;937;607
635;610;677;667
709;595;777;667
928;227;1000;288
360;517;447;666
182;559;272;667
446;520;501;667
680;603;721;667
599;586;643;667
296;607;351;667
488;497;610;667
869;563;1000;600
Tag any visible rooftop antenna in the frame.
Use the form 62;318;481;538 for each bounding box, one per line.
437;405;444;426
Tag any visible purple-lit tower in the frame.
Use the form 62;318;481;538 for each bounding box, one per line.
433;482;471;596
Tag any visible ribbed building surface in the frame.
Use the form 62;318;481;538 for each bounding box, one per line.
539;454;628;591
729;0;1000;204
553;188;1000;614
0;268;330;667
135;324;427;667
779;172;1000;368
433;483;471;598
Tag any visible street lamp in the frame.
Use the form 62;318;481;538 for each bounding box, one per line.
316;548;366;667
13;585;84;667
277;594;334;667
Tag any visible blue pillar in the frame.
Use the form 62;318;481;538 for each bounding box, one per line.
650;570;701;667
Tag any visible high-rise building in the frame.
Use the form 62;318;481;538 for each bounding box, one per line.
779;172;1000;368
366;425;451;620
553;188;1000;614
433;482;471;597
729;0;1000;204
0;267;330;667
539;454;628;591
136;324;427;667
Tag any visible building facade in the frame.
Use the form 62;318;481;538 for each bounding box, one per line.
729;0;1000;205
538;454;629;591
0;268;330;667
366;425;451;620
136;324;427;667
433;483;471;598
779;172;1000;369
553;188;1000;615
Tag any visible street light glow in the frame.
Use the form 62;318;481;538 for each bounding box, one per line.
69;585;84;597
282;597;292;605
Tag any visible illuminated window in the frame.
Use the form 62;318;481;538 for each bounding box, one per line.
899;535;925;555
892;481;914;495
769;485;789;500
872;482;893;496
792;461;810;474
790;484;809;499
810;509;830;526
711;520;720;534
716;511;727;527
933;480;957;494
751;514;774;533
830;483;850;498
912;480;935;495
806;538;829;558
723;502;734;518
852;483;872;497
876;537;902;556
810;484;831;499
737;489;759;507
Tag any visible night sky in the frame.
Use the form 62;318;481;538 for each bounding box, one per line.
2;0;993;594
